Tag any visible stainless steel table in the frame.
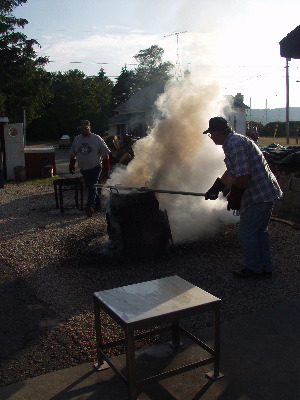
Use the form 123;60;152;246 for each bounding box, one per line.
93;275;223;400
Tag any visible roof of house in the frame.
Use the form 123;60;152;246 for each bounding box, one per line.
280;25;300;59
225;94;250;109
108;112;145;125
115;83;166;112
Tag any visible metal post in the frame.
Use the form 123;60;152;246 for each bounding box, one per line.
75;184;79;209
125;332;137;400
213;308;221;378
80;181;84;210
249;97;251;121
54;182;59;209
93;297;105;368
95;184;207;197
286;58;291;144
170;321;182;347
23;110;26;147
58;184;64;213
206;306;224;380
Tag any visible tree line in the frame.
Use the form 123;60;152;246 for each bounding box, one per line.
248;121;300;138
260;121;300;138
0;0;174;141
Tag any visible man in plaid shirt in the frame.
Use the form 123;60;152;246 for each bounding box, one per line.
203;117;282;279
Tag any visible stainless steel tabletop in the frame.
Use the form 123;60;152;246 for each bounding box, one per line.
94;275;221;331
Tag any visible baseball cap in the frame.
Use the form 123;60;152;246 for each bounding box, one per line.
79;120;90;128
203;117;231;134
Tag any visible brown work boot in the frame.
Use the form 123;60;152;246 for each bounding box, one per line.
233;268;263;279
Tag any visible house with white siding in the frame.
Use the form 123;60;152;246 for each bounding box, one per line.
224;93;250;135
109;85;249;137
108;83;165;138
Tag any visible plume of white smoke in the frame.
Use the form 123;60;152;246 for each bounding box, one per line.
107;75;239;243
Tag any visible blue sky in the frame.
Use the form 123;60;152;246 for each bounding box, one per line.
13;0;300;109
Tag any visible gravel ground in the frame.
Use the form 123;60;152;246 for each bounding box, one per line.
0;184;299;387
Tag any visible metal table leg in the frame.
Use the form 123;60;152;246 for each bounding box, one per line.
170;320;182;347
75;184;79;209
125;332;137;400
80;182;84;210
58;184;64;213
93;299;106;369
54;183;59;209
206;307;224;380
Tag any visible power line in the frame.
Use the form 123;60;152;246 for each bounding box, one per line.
40;59;293;85
47;61;137;65
45;60;283;69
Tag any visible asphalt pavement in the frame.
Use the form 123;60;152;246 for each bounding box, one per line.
0;297;299;400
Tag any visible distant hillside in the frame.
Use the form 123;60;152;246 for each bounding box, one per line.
246;107;300;123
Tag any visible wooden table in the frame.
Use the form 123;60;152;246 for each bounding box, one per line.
53;177;84;213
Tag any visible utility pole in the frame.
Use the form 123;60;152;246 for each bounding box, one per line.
249;97;251;121
285;58;291;144
164;31;187;80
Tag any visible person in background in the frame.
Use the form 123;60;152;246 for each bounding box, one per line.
69;120;110;217
204;117;282;279
249;126;259;145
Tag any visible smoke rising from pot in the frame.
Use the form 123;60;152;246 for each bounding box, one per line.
107;75;238;243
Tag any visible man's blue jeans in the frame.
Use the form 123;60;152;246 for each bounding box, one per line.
238;202;274;274
80;164;101;209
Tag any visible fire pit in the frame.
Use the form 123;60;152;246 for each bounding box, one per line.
106;189;172;258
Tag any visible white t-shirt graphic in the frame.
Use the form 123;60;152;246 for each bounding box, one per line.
70;133;110;171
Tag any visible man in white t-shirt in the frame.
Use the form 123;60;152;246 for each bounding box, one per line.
69;120;110;217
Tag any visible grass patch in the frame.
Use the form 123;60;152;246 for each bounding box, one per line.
259;136;300;147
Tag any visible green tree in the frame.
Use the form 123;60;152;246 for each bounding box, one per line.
45;70;99;137
86;68;114;135
94;68;114;110
260;121;300;138
26;68;114;140
111;65;135;110
133;45;173;90
0;0;52;124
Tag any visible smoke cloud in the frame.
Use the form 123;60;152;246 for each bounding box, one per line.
106;73;239;243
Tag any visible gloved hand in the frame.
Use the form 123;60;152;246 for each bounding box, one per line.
69;158;76;174
227;184;245;210
102;158;111;178
205;178;226;200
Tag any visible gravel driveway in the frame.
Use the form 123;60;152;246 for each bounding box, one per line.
0;184;299;387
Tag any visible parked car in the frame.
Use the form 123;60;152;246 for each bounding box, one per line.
58;135;72;149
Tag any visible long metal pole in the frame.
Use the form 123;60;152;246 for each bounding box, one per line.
286;58;290;144
249;97;251;121
95;184;206;197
